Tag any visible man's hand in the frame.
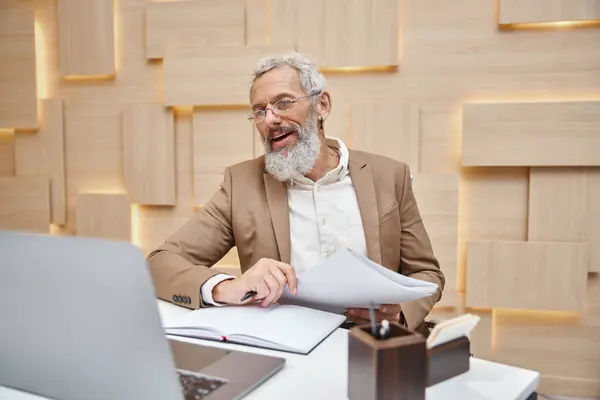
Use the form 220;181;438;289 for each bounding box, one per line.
212;258;298;307
345;304;402;325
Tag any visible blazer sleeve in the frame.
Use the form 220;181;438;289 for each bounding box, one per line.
146;167;235;309
395;163;446;330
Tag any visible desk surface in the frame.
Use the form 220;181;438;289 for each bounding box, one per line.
0;300;540;400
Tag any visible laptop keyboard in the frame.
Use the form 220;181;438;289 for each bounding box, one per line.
177;369;228;400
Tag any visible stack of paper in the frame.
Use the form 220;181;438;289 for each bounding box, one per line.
280;248;439;311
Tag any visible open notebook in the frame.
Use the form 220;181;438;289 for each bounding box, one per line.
163;304;346;355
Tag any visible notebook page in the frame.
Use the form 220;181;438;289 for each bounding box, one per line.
237;305;346;354
164;305;276;337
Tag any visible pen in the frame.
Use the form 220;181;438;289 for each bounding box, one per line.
368;302;377;337
240;290;257;302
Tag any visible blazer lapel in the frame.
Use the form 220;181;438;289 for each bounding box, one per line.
263;173;291;264
348;151;383;265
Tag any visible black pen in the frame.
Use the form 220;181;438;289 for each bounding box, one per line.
240;290;257;302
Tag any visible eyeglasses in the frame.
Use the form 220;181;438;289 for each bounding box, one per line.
247;92;321;124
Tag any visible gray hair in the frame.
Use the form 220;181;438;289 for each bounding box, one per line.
250;52;326;104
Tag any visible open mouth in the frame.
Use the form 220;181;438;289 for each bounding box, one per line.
271;130;295;144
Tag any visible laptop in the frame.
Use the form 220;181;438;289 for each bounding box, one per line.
0;230;285;400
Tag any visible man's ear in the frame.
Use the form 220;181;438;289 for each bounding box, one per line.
317;91;332;121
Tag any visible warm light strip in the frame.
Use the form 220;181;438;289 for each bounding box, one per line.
113;0;122;73
493;308;581;320
461;93;600;104
319;65;398;74
499;20;600;31
34;20;49;99
0;129;14;136
61;74;116;81
172;106;194;117
131;204;141;248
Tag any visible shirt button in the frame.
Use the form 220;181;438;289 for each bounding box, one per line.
322;217;327;225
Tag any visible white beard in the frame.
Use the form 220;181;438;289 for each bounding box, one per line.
263;112;321;182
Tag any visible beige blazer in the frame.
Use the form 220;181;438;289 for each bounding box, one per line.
147;147;445;331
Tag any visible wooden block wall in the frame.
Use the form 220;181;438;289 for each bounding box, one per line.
0;8;37;130
498;0;600;25
57;0;115;78
1;0;599;396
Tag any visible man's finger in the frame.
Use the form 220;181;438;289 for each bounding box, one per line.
276;262;298;294
268;267;287;303
347;308;371;321
380;304;402;314
261;274;279;307
253;280;270;299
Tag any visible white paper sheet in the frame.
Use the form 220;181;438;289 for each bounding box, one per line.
281;248;438;310
426;314;481;348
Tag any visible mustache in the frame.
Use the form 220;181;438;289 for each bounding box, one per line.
267;125;298;141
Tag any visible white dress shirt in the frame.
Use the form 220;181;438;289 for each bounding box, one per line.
201;137;367;305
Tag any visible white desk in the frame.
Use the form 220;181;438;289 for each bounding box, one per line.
0;300;539;400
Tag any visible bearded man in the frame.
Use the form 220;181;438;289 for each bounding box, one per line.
147;52;445;333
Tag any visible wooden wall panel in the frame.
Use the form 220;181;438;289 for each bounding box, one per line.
466;241;589;312
137;110;194;255
493;274;600;396
419;106;461;174
15;99;66;226
163;45;292;106
193;109;254;205
270;0;399;68
499;0;600;25
462;101;600;167
0;132;15;176
412;173;459;306
494;286;600;394
528;167;600;272
0;176;50;233
0;8;37;130
245;0;268;45
588;170;600;273
323;0;399;68
460;168;529;242
123;103;175;205
64;102;124;234
269;0;297;47
348;102;460;174
145;0;245;60
76;193;131;241
350;102;416;170
57;0;115;77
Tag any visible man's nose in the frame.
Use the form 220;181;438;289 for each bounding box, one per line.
263;108;281;127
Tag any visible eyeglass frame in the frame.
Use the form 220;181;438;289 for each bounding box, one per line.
247;92;322;124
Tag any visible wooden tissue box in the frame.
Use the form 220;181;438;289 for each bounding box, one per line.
427;335;471;386
348;321;427;400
